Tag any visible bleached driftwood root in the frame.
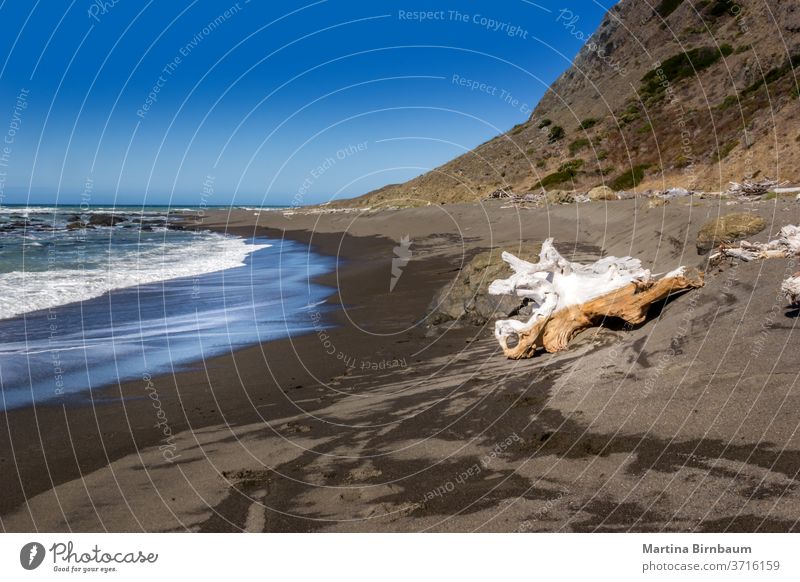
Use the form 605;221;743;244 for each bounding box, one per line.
488;239;704;359
708;225;800;262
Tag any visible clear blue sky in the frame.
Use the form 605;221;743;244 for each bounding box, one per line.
0;0;611;207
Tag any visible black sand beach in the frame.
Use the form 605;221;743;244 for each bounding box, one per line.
2;197;799;532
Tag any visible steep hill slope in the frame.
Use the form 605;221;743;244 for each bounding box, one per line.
345;0;800;207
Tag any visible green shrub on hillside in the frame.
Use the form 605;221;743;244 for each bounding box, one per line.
657;0;685;18
610;164;650;190
619;101;641;125
559;159;584;173
579;118;599;130
548;125;565;143
640;46;727;99
740;55;800;96
569;138;590;155
536;170;574;189
706;0;737;17
537;118;552;129
534;159;583;189
719;94;738;109
714;140;739;161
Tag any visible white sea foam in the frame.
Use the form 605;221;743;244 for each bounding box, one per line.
0;233;271;320
0;206;194;216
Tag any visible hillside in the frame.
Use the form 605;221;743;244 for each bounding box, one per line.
344;0;800;207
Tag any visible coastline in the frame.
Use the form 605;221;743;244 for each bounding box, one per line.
2;199;800;532
0;210;456;529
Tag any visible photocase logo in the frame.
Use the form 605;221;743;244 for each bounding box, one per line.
390;235;412;292
20;542;46;570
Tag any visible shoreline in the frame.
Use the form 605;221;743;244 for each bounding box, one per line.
0;211;455;527
0;230;310;411
2;199;800;532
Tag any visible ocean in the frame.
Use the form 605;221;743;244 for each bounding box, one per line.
0;205;335;410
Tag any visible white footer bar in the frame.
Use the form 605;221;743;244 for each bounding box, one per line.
1;533;797;581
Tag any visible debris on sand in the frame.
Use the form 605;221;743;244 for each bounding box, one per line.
656;187;693;199
486;188;518;200
486;188;587;206
485;188;544;207
647;198;670;209
726;179;782;197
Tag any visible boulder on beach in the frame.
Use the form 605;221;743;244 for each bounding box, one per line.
696;212;766;254
428;246;540;326
588;186;617;201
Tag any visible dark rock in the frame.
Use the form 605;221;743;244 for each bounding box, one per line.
88;213;125;227
428;246;541;326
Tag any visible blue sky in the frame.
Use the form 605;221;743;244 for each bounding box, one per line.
0;0;611;206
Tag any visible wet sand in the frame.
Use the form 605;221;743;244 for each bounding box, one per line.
1;197;799;532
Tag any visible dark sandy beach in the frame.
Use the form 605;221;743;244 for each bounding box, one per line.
1;197;799;532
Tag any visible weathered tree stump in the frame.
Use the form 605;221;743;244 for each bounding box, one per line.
488;239;704;359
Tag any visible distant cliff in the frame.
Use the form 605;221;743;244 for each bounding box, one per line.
345;0;800;206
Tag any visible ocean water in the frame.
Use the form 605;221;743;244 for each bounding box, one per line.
0;206;334;410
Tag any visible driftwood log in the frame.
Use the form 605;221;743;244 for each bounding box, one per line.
709;225;800;306
726;179;782;197
708;225;800;262
488;239;704;359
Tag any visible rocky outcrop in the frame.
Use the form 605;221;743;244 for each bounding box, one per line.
428;247;540;326
88;214;125;227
